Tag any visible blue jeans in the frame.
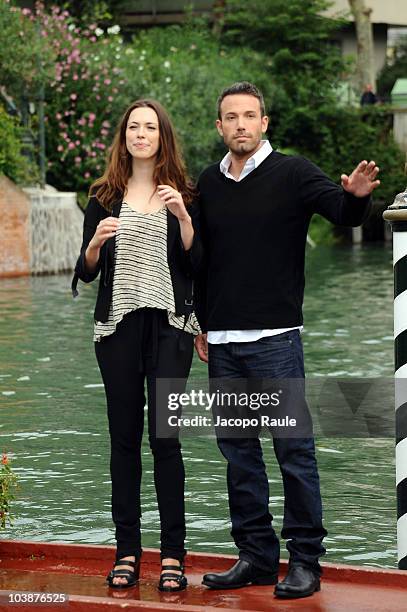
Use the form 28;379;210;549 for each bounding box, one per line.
208;330;327;574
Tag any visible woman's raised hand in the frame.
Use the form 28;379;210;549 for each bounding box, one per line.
85;217;120;273
157;185;190;221
89;217;120;251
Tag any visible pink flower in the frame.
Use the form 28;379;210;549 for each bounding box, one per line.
56;112;62;120
102;120;110;128
70;94;77;101
74;156;81;163
68;142;75;150
84;172;90;178
57;145;64;152
78;118;86;126
108;96;113;102
88;113;96;122
104;79;111;85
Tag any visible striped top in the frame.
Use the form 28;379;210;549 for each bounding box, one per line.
93;202;200;342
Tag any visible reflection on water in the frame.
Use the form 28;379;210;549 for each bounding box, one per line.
0;245;397;568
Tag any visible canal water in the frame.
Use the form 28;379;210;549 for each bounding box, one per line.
0;244;397;568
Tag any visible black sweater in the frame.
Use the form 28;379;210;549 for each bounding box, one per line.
196;151;371;332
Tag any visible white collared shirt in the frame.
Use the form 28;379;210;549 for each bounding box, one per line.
207;140;302;345
219;139;273;182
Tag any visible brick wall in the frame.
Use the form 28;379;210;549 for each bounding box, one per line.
0;175;31;278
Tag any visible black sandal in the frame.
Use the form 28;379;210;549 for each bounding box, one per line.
158;561;187;592
106;557;140;589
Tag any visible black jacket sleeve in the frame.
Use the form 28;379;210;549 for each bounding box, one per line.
295;157;372;227
71;196;102;297
190;194;208;333
187;199;205;274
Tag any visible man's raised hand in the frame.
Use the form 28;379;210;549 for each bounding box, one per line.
341;160;380;198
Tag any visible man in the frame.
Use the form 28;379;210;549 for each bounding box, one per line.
194;82;379;599
360;83;378;106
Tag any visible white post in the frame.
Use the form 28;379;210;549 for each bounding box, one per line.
383;186;407;570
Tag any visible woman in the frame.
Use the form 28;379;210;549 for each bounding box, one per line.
71;99;201;591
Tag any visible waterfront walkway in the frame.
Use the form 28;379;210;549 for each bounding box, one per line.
0;540;406;611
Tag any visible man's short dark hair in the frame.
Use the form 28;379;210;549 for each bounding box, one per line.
217;82;266;119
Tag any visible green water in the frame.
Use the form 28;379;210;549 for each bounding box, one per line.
0;244;397;568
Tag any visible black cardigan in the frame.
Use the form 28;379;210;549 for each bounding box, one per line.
71;195;202;323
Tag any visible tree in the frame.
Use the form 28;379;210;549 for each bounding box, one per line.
212;0;226;37
221;0;346;106
348;0;376;92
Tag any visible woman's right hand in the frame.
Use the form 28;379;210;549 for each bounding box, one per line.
89;217;120;250
85;217;120;272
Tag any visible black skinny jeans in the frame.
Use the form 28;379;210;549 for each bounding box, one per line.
95;308;193;561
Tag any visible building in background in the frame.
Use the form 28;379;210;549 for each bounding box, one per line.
324;0;407;76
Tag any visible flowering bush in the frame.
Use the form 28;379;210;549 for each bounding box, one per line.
30;4;125;191
0;2;125;191
0;453;18;529
0;0;54;101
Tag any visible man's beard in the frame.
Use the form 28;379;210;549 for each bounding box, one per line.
228;139;257;157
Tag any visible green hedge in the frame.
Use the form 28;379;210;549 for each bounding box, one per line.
0;105;36;184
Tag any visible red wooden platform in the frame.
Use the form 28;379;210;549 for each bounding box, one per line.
0;540;406;611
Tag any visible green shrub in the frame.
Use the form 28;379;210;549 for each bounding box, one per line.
0;453;18;530
0;104;36;184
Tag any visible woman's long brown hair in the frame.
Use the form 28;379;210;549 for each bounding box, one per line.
89;99;195;210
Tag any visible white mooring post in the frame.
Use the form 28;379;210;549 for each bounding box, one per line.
383;186;407;570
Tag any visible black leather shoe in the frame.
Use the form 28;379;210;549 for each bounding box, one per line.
202;559;278;590
274;565;320;599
